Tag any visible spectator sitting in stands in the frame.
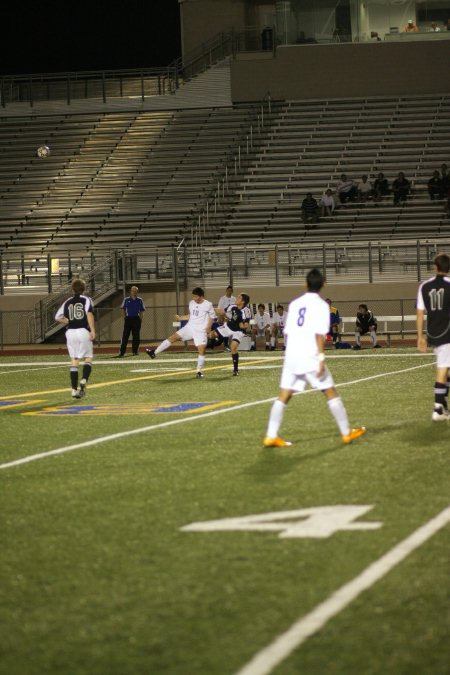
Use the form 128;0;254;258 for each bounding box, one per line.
392;172;411;205
336;174;357;204
270;303;287;351
428;170;444;200
440;163;450;193
301;192;319;226
403;19;418;32
320;188;335;218
357;175;373;201
430;22;441;32
373;172;390;202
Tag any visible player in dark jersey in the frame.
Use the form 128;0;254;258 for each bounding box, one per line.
417;253;450;421
353;304;381;349
55;278;95;399
213;293;251;375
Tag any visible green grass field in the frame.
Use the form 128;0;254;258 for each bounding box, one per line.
1;348;449;675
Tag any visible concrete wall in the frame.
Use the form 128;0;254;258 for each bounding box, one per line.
0;280;419;345
231;40;450;101
180;0;247;58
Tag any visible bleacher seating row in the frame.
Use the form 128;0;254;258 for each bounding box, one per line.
0;94;449;254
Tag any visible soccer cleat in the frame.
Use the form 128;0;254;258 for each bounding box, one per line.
263;436;292;448
431;406;450;421
233;370;239;376
72;388;81;399
342;427;367;444
145;348;156;359
79;379;87;398
265;345;270;351
373;344;382;349
115;353;124;358
250;345;256;351
196;371;204;379
270;346;275;351
352;344;361;350
132;352;139;356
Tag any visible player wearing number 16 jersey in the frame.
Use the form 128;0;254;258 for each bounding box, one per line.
263;268;366;447
55;278;95;399
416;253;450;421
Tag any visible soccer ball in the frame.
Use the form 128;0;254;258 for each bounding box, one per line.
36;145;50;158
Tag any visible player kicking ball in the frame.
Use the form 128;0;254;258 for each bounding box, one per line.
145;287;216;378
263;268;366;447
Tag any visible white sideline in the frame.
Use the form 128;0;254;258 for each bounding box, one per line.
234;505;450;675
0;362;432;471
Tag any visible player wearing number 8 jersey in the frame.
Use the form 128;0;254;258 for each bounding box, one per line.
416;253;450;421
55;278;95;399
263;268;366;447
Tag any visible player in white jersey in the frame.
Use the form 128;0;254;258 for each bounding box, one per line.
251;303;271;351
55;277;95;399
270;303;287;351
145;287;216;378
263;268;367;447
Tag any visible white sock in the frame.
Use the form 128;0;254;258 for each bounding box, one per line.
371;330;378;346
155;339;171;355
354;332;361;346
197;355;205;371
270;337;275;347
327;397;350;436
266;400;286;438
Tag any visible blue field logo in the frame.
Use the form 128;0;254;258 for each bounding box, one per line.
25;401;238;416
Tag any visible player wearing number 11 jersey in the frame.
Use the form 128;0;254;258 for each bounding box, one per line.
416;253;450;421
55;278;95;399
263;268;366;447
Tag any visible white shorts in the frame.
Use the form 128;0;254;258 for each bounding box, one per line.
177;324;207;347
434;343;450;368
217;324;245;343
66;328;93;360
254;327;270;337
280;363;335;392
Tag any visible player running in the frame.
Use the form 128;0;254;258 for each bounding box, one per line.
55;278;95;399
263;268;367;447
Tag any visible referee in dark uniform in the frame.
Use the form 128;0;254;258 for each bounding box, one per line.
117;286;145;357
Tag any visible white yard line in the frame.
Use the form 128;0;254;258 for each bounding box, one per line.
0;352;435;369
0;362;432;471
234;505;450;675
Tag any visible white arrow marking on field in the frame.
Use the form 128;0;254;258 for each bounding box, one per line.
181;505;382;539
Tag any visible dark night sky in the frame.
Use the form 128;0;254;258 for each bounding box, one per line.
2;1;181;75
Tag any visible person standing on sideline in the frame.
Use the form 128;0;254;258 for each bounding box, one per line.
117;286;145;357
353;304;381;349
263;268;366;447
416;253;450;421
215;293;252;376
251;303;272;351
217;285;236;312
145;287;216;378
55;278;95;399
270;303;288;350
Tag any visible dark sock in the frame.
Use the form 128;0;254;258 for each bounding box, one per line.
232;353;239;372
82;363;92;381
70;367;78;389
434;381;447;409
